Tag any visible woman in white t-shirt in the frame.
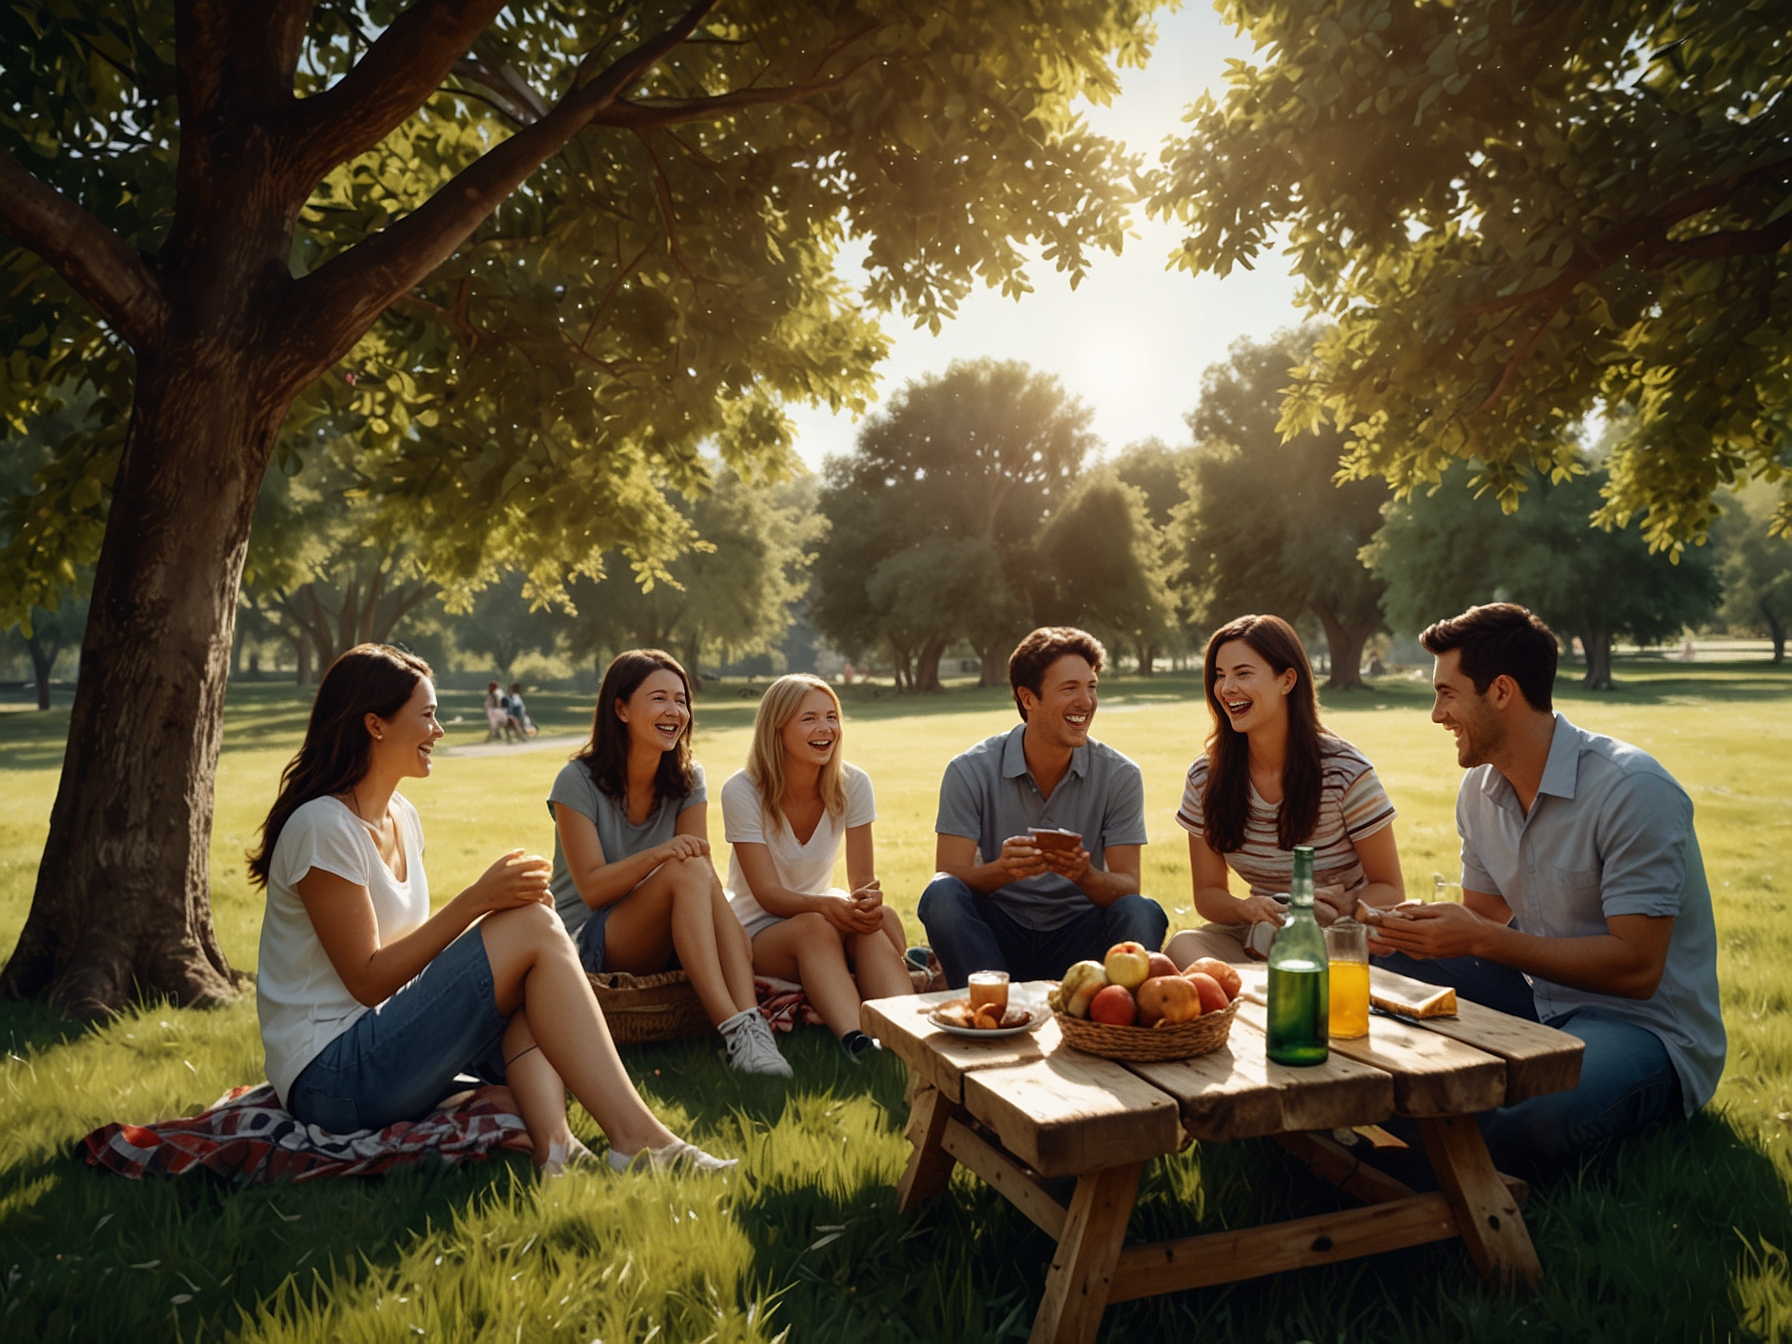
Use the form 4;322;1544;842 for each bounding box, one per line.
249;643;733;1174
722;675;911;1059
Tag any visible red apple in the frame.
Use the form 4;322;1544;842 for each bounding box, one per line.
1185;958;1242;1002
1104;941;1151;991
1185;972;1230;1016
1089;984;1138;1026
1146;952;1178;981
1137;975;1202;1026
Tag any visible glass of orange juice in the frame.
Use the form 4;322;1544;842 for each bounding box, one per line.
1326;919;1370;1039
967;970;1010;1014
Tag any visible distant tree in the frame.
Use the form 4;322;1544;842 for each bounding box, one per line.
1111;437;1193;529
568;468;821;683
1;599;87;711
1170;332;1389;689
1036;471;1178;674
1717;485;1792;665
457;572;566;681
811;360;1094;688
1368;462;1723;689
1151;0;1792;553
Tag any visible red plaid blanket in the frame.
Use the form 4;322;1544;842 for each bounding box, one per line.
81;1083;534;1183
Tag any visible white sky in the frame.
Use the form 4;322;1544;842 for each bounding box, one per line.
784;2;1307;470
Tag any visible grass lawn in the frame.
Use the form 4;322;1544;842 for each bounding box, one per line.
2;661;1791;1341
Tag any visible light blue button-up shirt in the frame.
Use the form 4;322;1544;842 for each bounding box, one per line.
1456;714;1725;1113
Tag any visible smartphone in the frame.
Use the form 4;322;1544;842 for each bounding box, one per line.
1028;827;1082;852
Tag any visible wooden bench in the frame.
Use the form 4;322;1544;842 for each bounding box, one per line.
864;964;1583;1344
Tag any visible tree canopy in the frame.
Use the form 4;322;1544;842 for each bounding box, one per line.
1151;0;1792;553
1368;460;1723;688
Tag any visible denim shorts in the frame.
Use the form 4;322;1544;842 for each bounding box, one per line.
285;928;510;1133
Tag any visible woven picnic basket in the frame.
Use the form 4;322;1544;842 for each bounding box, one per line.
586;969;712;1045
1055;995;1239;1063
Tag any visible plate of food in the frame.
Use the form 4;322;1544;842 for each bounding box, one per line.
925;999;1043;1038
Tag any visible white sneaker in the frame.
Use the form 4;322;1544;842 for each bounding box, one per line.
725;1011;794;1078
608;1137;739;1174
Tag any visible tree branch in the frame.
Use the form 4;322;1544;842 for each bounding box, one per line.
0;150;168;349
278;1;722;382
291;0;511;179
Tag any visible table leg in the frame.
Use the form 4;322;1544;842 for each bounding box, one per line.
1028;1161;1143;1344
896;1083;957;1213
1416;1115;1541;1290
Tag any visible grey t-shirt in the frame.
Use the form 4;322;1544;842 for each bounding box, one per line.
547;759;707;932
1455;714;1725;1113
935;723;1149;931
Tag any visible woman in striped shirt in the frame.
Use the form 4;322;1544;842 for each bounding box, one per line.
1166;614;1406;968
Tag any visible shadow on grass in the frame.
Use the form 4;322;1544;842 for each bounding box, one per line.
0;997;97;1057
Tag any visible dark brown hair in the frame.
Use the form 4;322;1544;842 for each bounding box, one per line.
248;644;432;888
1008;627;1105;721
1201;615;1330;853
574;649;698;802
1420;603;1558;712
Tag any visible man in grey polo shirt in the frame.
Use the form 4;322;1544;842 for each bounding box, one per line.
1370;603;1725;1173
917;627;1167;988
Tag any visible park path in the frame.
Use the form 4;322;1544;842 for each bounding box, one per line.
444;733;583;759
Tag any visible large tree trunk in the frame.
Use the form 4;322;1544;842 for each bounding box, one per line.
978;639;1007;688
1762;603;1785;665
1136;641;1156;677
1312;606;1375;692
24;632;57;711
0;360;283;1017
1579;625;1614;690
916;633;948;692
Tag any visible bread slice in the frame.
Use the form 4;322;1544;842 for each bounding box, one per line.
1369;967;1458;1019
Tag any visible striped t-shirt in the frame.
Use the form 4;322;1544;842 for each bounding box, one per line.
1175;737;1396;898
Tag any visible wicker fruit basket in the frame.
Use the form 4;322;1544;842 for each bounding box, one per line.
587;968;712;1045
1055;995;1240;1063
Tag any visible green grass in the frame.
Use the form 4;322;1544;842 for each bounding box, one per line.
3;661;1792;1341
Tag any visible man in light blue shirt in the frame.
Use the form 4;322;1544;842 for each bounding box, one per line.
918;627;1166;988
1371;603;1725;1173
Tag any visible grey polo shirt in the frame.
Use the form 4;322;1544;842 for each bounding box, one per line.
935;723;1149;931
1456;713;1725;1113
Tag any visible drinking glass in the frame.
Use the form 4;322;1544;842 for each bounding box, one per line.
1325;918;1370;1040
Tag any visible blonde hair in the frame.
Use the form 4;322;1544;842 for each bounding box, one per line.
748;674;848;833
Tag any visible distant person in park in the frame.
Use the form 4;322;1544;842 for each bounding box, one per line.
250;644;735;1174
483;681;513;742
548;650;789;1078
918;627;1166;988
722;673;911;1059
1165;614;1405;969
1369;603;1725;1173
508;681;537;738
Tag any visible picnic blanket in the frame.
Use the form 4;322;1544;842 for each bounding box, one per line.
81;1083;534;1183
755;976;826;1033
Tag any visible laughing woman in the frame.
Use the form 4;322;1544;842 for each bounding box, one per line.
252;644;733;1173
722;674;912;1059
1166;614;1406;969
548;649;790;1078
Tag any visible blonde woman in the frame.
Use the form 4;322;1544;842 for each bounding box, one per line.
721;675;910;1059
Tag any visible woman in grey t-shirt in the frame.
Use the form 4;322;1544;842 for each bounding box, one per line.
549;650;789;1077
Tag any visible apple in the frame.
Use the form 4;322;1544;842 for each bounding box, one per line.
1104;941;1152;991
1137;975;1202;1026
1059;960;1109;1018
1089;984;1138;1026
1146;952;1179;980
1185;972;1230;1016
1185;957;1242;1002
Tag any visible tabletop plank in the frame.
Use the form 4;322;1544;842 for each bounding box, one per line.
1394;995;1584;1103
862;986;1059;1103
961;1050;1184;1178
1234;966;1507;1116
1124;1016;1395;1142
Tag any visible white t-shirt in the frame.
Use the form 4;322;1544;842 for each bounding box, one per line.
257;794;430;1103
721;764;876;928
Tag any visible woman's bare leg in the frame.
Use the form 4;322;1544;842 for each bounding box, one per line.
845;909;915;1001
750;912;864;1038
604;859;757;1023
480;903;676;1156
500;1011;573;1163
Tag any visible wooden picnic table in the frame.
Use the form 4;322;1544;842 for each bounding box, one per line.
862;963;1583;1344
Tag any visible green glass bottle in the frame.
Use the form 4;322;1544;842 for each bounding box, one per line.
1266;844;1329;1066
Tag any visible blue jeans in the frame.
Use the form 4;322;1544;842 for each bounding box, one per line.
1375;950;1684;1174
918;874;1167;988
285;929;511;1133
